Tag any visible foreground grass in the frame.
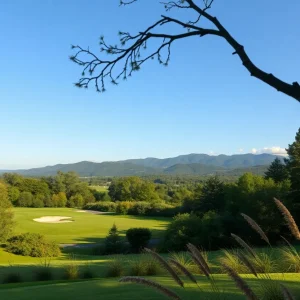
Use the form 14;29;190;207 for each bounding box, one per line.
12;208;170;244
0;274;300;300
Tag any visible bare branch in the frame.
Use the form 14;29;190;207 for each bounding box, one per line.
71;14;221;92
71;0;300;102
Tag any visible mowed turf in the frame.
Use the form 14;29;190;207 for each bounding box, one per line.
12;208;170;244
1;274;300;300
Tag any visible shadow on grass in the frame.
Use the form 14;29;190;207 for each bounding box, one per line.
1;274;300;300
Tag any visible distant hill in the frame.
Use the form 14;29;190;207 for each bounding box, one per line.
0;153;282;177
1;161;161;177
164;163;227;175
124;153;280;169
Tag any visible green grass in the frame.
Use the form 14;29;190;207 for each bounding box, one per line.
89;186;108;192
12;208;170;244
0;274;300;300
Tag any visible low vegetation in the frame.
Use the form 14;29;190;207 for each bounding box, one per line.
5;233;61;257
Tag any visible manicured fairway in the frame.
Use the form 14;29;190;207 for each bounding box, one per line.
1;274;300;300
12;208;170;244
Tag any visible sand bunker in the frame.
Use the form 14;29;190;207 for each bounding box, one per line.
33;216;73;223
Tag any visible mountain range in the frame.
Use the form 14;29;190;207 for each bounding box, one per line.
0;153;281;177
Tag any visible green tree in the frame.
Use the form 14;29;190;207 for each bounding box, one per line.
104;223;124;254
285;128;300;221
52;192;67;207
265;157;289;183
68;194;84;208
71;1;300;102
109;177;159;202
0;182;15;242
32;194;45;208
7;186;20;205
194;176;225;215
18;192;33;207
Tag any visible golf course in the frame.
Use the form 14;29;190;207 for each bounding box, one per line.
0;208;300;299
11;208;170;244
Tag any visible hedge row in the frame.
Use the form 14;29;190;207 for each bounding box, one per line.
83;201;181;217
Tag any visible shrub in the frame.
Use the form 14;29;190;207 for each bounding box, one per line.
280;246;300;272
106;256;124;277
2;273;22;284
34;267;53;281
129;259;147;276
219;250;247;274
250;252;277;273
104;223;126;254
169;252;197;275
163;213;202;251
144;256;161;276
115;201;133;215
6;233;61;257
128;202;151;215
64;263;79;280
126;228;152;253
83;202;116;212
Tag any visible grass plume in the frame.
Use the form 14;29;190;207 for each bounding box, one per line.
231;234;256;258
280;284;296;300
222;263;258;300
144;248;184;288
274;198;300;240
237;252;257;277
119;276;182;300
169;259;198;285
187;243;210;275
241;213;270;245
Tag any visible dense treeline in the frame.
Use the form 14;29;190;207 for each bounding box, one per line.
1;171;95;208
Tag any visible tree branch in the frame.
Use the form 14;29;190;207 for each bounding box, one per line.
185;0;300;102
71;0;300;102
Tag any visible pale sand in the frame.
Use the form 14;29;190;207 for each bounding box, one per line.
33;216;73;223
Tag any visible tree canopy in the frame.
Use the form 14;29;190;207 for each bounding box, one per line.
71;0;300;102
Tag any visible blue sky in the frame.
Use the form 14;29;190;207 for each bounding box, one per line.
0;0;299;169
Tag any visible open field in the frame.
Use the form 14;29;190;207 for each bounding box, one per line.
89;186;109;192
1;274;300;300
12;208;170;244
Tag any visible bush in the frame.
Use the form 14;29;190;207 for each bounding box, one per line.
129;259;147;276
169;252;197;275
115;201;133;215
219;250;247;274
34;267;53;281
83;202;116;212
2;273;22;284
126;228;152;253
6;233;61;257
280;246;300;272
128;202;151;215
106;256;124;277
64;263;79;280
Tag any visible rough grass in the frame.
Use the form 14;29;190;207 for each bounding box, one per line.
0;274;300;300
12;208;170;244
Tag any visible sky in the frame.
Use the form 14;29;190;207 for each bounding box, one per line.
0;0;299;169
